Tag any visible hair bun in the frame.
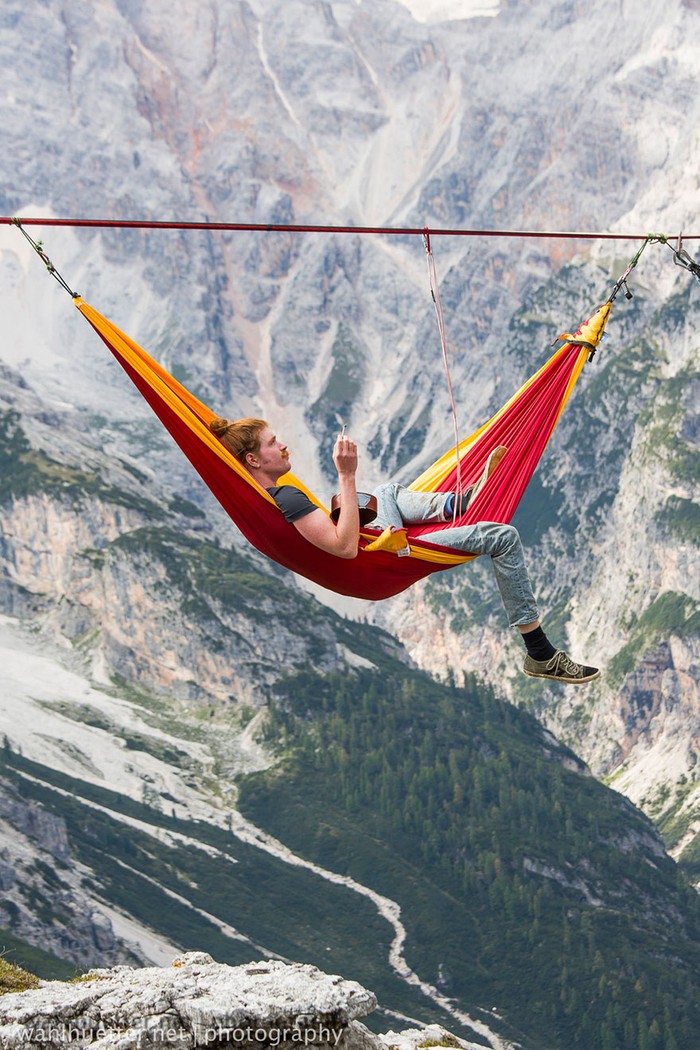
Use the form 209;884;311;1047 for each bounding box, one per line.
209;417;231;437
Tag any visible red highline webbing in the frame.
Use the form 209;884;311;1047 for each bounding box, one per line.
3;216;699;240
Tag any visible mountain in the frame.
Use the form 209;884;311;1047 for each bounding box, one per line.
0;0;699;1046
1;368;699;1049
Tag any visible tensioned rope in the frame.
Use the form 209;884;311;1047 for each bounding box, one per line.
1;214;700;242
7;216;699;287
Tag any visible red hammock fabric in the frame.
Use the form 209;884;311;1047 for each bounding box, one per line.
75;299;611;601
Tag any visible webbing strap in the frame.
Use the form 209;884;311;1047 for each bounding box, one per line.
10;218;80;298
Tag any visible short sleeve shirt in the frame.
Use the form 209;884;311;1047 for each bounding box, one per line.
267;485;318;523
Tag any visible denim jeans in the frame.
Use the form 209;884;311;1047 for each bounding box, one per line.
372;483;539;627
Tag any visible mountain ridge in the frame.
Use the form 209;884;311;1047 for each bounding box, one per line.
0;1;699;1045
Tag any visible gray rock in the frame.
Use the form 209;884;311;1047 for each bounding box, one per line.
0;859;16;891
0;794;70;863
0;955;380;1050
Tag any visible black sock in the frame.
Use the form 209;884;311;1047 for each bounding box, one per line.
444;489;474;518
521;625;556;661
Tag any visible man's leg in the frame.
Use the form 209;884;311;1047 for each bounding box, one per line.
435;521;539;626
376;447;507;530
372;497;539;624
373;483;450;532
431;520;599;684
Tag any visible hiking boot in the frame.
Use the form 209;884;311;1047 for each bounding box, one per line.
466;445;508;509
523;650;600;684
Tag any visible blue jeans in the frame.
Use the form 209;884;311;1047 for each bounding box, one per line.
372;483;539;627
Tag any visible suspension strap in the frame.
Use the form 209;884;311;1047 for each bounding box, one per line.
424;227;462;517
561;234;657;364
607;234;659;305
11;218;79;298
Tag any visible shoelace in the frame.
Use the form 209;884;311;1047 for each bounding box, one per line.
548;651;584;677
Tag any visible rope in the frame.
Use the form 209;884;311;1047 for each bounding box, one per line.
424;229;462;518
10;218;79;298
2;215;699;240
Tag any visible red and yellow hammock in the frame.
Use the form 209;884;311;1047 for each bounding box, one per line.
75;298;611;601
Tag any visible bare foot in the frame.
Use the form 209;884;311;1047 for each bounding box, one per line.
467;445;508;507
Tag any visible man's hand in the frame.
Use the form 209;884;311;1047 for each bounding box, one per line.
292;429;360;559
333;432;358;478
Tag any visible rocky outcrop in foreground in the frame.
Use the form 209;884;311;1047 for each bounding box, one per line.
0;954;478;1050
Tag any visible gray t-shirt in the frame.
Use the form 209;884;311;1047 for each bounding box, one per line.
267;485;317;523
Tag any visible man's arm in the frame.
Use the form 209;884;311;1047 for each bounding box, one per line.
292;433;360;559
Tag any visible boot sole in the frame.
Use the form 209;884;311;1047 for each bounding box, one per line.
523;668;600;684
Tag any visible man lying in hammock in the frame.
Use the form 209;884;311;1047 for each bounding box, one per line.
210;417;599;685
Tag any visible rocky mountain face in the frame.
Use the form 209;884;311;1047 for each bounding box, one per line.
2;0;698;836
0;0;699;1042
2;594;699;1049
0;774;140;972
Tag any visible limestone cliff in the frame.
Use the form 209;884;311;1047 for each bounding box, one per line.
0;0;698;980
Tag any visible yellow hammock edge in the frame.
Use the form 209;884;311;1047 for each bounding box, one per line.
410;301;612;493
75;298;317;510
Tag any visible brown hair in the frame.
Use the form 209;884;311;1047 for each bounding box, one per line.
209;417;267;464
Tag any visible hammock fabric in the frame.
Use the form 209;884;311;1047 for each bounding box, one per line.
75;298;611;601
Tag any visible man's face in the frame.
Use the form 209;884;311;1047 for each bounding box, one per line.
250;427;290;478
